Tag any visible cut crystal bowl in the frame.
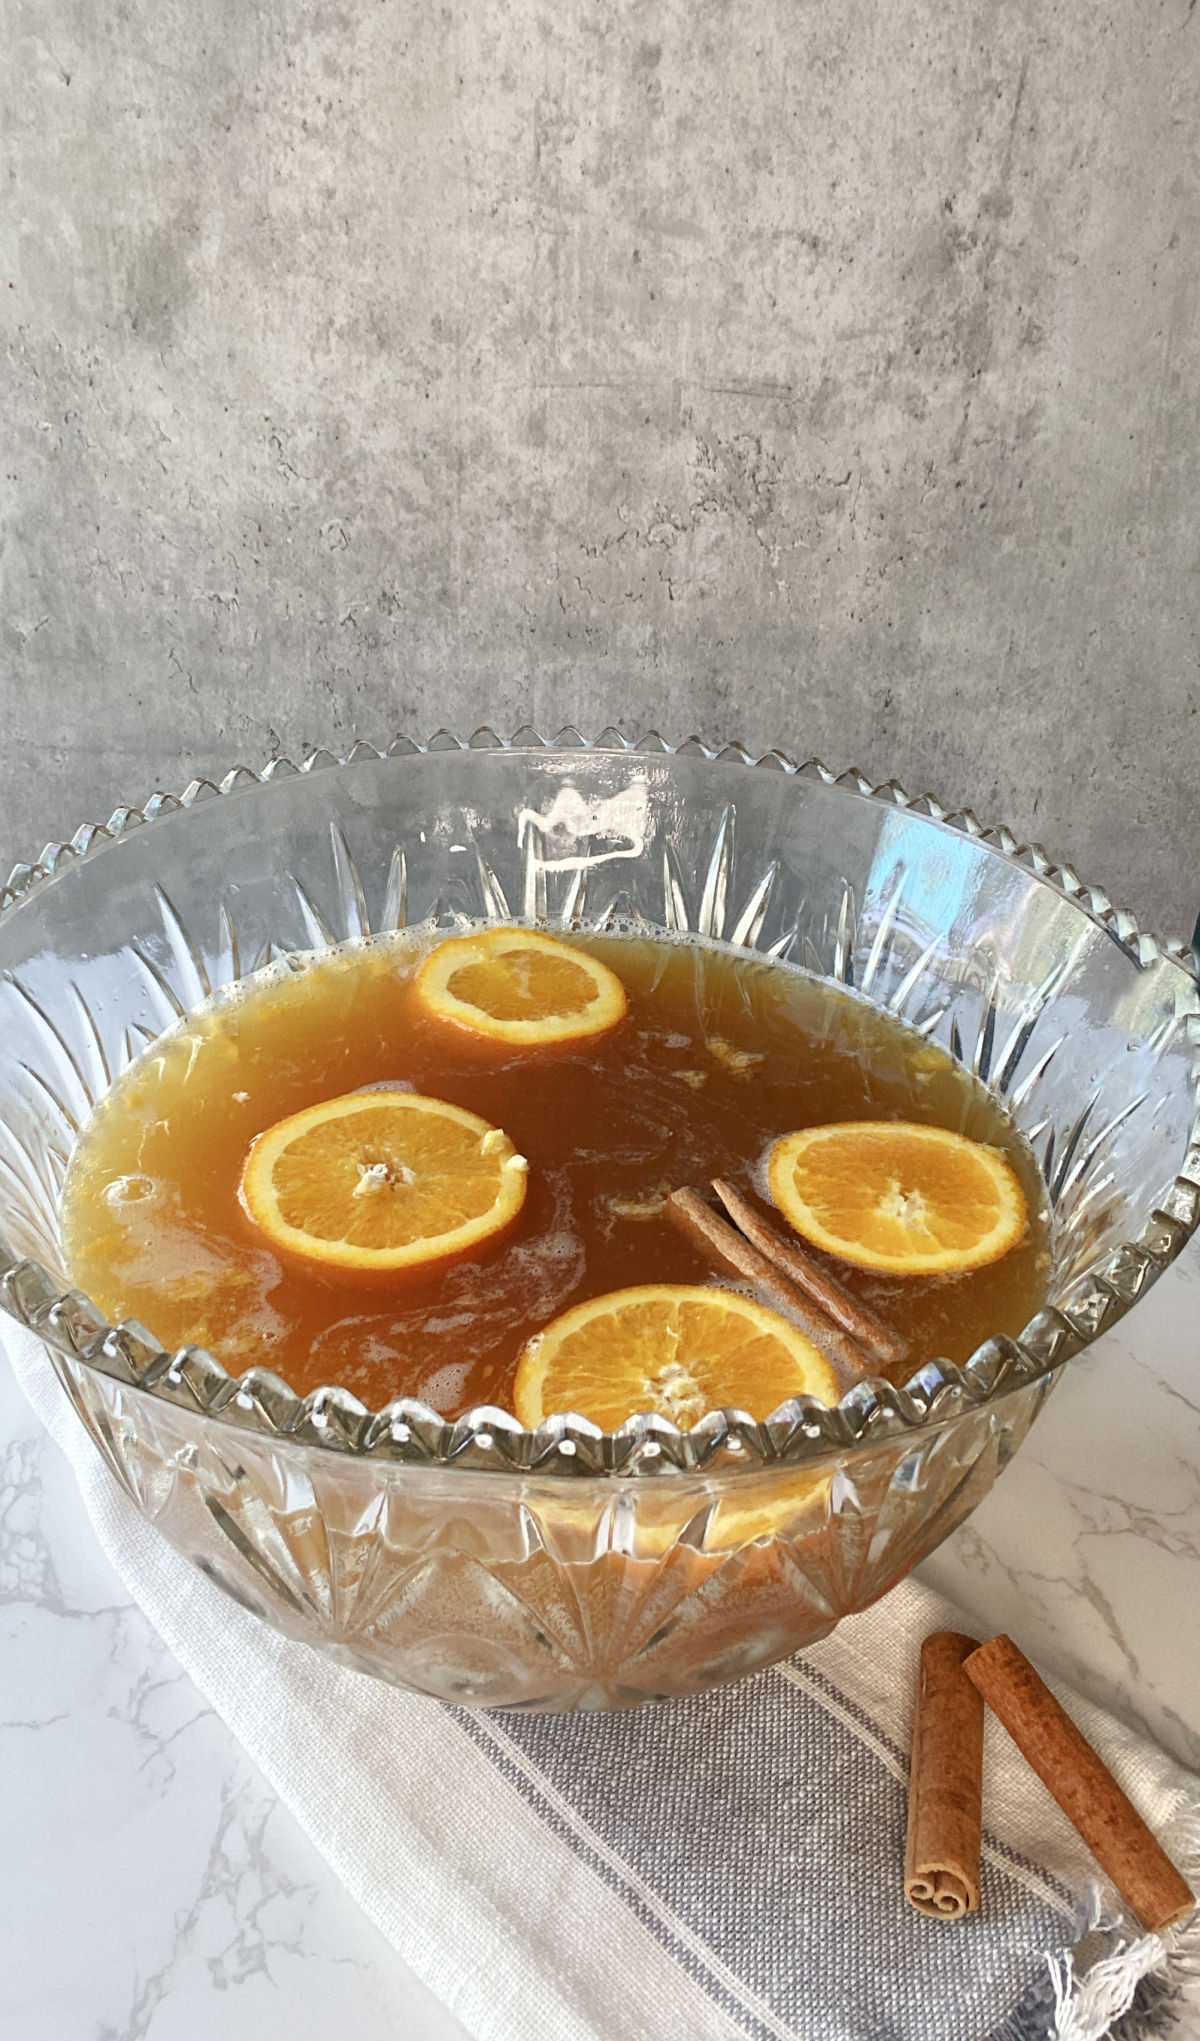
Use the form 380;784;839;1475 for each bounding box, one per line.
1;733;1197;1710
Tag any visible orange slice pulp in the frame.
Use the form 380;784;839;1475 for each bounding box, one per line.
414;926;628;1047
239;1089;528;1276
512;1282;840;1430
768;1120;1027;1276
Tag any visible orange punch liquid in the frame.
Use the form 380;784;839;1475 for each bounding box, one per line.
60;930;1051;1416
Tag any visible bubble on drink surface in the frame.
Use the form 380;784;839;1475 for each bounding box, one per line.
423;1310;479;1336
508;1234;585;1330
438;1163;586;1334
417;1360;473;1411
103;1173;156;1208
310;1322;404;1373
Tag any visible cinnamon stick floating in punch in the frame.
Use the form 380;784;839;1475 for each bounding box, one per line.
904;1632;984;1919
964;1635;1196;1933
665;1187;874;1377
711;1178;906;1369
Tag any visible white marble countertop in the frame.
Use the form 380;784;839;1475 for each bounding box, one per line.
0;1358;471;2041
3;1242;1198;2038
919;1237;1200;1777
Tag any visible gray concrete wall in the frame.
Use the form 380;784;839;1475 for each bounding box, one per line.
2;0;1197;938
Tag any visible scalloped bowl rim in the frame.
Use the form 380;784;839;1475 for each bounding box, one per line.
1;728;1197;1482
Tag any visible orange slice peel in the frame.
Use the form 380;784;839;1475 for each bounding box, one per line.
239;1089;528;1276
512;1282;840;1430
415;926;628;1048
767;1120;1027;1276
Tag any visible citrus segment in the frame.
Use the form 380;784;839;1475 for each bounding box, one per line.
415;926;627;1047
768;1120;1027;1275
239;1090;528;1275
512;1282;840;1430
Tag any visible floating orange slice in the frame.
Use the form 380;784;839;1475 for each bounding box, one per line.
512;1282;840;1429
239;1090;528;1277
767;1121;1027;1276
414;926;627;1048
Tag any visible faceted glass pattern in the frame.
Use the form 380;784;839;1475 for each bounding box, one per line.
0;734;1197;1708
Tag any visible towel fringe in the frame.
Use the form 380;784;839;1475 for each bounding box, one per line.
1051;1804;1200;2040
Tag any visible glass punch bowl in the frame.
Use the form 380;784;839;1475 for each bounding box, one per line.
1;733;1197;1711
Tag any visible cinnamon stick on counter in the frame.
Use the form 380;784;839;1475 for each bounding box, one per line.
711;1178;906;1370
904;1631;984;1919
664;1188;873;1378
964;1635;1195;1933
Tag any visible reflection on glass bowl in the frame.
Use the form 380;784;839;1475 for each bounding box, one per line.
0;734;1196;1710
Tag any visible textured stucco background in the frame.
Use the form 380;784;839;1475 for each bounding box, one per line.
2;1;1197;935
